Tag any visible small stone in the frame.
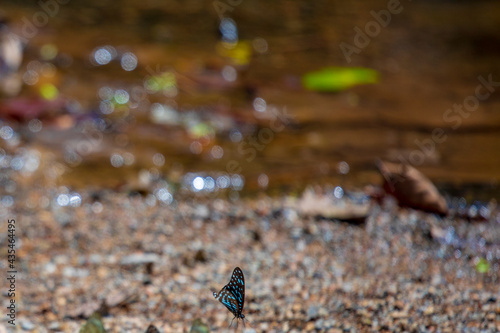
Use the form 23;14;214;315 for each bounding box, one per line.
194;204;209;219
43;262;57;274
341;282;353;292
62;266;89;278
20;320;35;331
314;319;324;330
357;309;370;318
361;317;371;325
48;322;60;330
318;307;329;317
394;300;405;310
423;305;435;315
391;311;408;318
259;322;269;331
307;305;319;320
304;322;315;331
323;319;336;328
121;253;159;266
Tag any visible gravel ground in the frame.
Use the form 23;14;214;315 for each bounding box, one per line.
1;191;499;333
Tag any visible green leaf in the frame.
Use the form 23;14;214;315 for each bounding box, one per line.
79;313;107;333
302;67;379;92
189;318;209;333
476;258;490;273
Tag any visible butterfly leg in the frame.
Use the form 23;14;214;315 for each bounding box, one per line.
228;316;236;328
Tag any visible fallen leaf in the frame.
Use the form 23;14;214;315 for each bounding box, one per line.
376;160;448;215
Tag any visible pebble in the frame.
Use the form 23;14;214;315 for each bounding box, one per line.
307;305;319;320
423;305;435;315
62;266;89;278
7;190;500;332
318;307;329;317
193;204;209;219
48;322;60;330
304;322;315;331
314;318;324;330
20;320;35;331
391;311;408;318
120;253;159;265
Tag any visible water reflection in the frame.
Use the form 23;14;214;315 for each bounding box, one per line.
0;0;499;201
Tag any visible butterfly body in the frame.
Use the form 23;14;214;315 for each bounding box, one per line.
145;325;160;333
213;267;246;323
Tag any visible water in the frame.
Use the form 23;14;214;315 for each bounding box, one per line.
1;0;499;199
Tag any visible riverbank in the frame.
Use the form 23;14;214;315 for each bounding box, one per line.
1;190;499;332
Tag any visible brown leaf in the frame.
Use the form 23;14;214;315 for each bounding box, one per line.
377;160;448;215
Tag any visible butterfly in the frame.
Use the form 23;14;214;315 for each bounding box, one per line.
213;267;246;326
145;324;160;333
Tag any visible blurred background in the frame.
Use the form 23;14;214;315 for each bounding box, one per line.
1;2;500;331
1;0;500;201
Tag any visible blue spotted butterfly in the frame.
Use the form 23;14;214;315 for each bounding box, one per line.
145;325;159;333
213;267;246;326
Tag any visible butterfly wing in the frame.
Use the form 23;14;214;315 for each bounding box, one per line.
213;267;246;318
214;287;240;317
227;267;245;315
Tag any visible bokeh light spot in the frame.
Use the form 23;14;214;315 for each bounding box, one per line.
211;145;224;159
40;44;58;61
114;89;130;104
93;47;113;65
219;18;238;43
0;126;14;140
338;161;350;175
253;37;268;54
28;119;43;133
258;173;269;188
333;186;344;199
121;52;138;71
99;100;115;114
190;141;203;155
153;153;165;167
98;86;114;101
40;83;59;100
216;175;230;189
110;154;124;167
222;65;237;82
253;97;267;112
192;176;205;191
